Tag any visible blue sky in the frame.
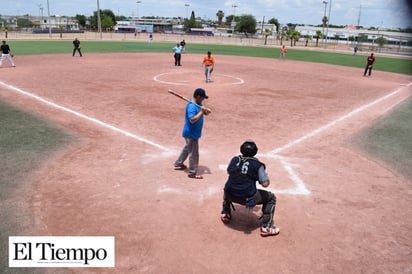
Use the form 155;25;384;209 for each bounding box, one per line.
2;0;411;28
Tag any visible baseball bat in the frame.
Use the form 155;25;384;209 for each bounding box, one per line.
168;89;203;108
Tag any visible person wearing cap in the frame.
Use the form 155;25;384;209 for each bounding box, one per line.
202;51;215;83
0;40;16;67
174;88;212;179
363;52;375;77
172;43;182;66
72;37;82;57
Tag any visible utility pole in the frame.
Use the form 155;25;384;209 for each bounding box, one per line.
96;0;102;39
184;3;190;19
357;4;362;29
322;1;327;47
46;0;51;38
325;0;332;46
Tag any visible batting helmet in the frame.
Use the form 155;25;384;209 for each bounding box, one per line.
240;139;258;157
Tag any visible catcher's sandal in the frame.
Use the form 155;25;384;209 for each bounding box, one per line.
174;164;187;170
220;213;231;223
188;174;203;179
260;226;280;237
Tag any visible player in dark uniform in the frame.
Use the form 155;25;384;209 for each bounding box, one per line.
220;140;280;237
72;37;82;57
363;53;375;76
180;39;186;52
0;40;16;67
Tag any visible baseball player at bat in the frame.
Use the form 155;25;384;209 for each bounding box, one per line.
174;88;211;179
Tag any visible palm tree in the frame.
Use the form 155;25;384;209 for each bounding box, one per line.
305;35;312;47
58;25;64;38
216;10;224;27
322;16;328;32
288;30;300;47
263;28;272;45
2;25;9;38
315;30;322;47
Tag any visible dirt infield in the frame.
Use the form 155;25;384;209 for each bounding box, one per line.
1;52;412;273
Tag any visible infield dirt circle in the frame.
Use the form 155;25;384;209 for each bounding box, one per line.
1;52;411;273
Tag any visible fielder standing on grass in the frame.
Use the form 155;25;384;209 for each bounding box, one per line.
0;40;16;67
174;88;211;179
202;51;215;83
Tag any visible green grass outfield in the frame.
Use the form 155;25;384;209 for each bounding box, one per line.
10;40;412;75
351;96;412;181
0;101;73;273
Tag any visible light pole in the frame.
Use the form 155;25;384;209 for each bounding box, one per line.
96;0;102;39
136;1;141;21
322;1;327;47
184;3;190;19
325;0;332;47
46;0;51;38
231;4;238;33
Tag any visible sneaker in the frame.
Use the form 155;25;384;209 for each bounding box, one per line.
220;213;231;223
260;226;280;237
174;164;187;170
188;174;203;179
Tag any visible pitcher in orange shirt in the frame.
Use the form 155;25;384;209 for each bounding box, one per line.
202;51;215;83
279;45;287;60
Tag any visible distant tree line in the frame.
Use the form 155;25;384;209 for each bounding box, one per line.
1;8;411;35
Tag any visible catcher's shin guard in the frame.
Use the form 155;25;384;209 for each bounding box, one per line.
261;192;276;227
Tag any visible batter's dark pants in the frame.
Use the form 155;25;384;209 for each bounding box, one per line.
364;65;372;76
174;53;181;66
73;48;82;57
222;189;276;227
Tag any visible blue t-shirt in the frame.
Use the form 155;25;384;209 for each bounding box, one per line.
173;45;182;54
182;102;203;139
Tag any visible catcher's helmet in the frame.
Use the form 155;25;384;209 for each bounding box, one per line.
240;139;258;157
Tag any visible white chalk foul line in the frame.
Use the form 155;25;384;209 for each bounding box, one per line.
267;83;412;156
262;83;412;196
0;81;171;153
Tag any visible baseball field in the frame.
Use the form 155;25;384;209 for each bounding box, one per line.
1;38;412;273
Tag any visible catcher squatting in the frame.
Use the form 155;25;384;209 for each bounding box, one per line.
221;140;280;237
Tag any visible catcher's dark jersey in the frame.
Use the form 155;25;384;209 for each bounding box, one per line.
224;156;265;198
